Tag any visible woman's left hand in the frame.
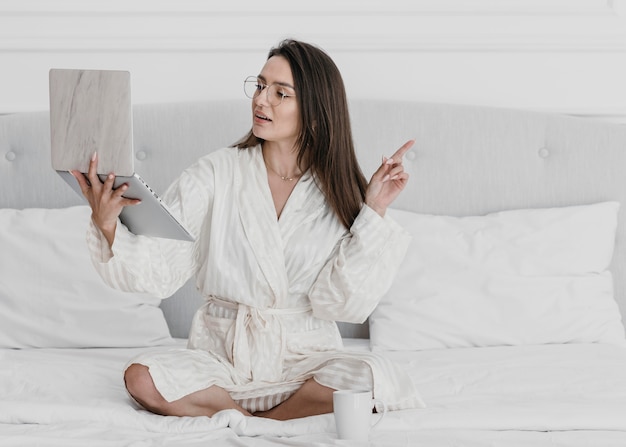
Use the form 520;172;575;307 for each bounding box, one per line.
365;139;414;217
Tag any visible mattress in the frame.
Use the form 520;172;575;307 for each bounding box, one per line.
2;339;626;446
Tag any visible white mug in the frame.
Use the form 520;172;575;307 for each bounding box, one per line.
333;390;387;441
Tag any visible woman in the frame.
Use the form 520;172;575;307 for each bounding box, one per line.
74;39;422;420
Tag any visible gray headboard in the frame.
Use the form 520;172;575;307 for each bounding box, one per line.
2;100;625;338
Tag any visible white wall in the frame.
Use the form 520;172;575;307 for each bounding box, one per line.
1;0;625;123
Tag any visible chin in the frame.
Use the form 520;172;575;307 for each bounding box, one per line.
252;126;273;142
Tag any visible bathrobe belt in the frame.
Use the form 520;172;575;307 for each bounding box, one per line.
208;296;312;382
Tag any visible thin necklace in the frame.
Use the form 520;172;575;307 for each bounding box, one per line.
265;163;301;182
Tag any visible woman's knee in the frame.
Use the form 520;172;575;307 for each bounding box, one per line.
124;363;164;409
301;378;335;404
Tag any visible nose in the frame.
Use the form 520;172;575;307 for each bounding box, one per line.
253;86;270;107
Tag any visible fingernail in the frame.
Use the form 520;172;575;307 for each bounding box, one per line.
92;151;97;161
391;175;399;180
108;173;114;180
382;156;388;164
386;158;394;165
382;174;390;182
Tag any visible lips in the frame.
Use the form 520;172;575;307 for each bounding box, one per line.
255;111;272;122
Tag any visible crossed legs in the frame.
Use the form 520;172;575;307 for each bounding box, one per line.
124;363;334;420
124;364;251;417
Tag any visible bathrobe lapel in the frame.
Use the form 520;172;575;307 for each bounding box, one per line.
235;146;287;304
235;146;327;308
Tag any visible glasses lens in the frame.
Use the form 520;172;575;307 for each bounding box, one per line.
267;84;294;106
243;77;259;100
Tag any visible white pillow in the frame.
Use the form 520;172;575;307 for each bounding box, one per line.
0;206;173;348
370;202;626;351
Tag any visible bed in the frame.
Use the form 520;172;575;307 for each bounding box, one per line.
2;99;626;446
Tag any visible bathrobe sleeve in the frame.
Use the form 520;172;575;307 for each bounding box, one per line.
308;205;412;324
85;158;213;298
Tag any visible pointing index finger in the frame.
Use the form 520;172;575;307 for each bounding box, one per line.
388;139;415;163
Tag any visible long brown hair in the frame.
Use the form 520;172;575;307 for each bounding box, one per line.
234;39;367;229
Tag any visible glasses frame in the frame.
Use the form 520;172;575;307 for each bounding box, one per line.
243;76;296;107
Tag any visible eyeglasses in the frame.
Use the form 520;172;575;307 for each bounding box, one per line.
243;76;296;107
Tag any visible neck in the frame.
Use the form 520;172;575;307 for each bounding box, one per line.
262;143;301;181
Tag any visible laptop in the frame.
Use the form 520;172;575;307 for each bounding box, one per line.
49;68;195;242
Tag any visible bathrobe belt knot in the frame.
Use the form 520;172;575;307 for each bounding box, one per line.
209;296;312;381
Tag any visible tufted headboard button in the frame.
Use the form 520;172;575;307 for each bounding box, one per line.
405;150;416;161
136;150;147;161
5;151;16;161
538;147;550;158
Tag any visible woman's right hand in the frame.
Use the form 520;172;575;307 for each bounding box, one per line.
71;151;141;247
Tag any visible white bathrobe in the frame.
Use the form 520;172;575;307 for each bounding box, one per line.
87;145;423;412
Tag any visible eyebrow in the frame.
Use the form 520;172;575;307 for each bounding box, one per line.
257;74;295;90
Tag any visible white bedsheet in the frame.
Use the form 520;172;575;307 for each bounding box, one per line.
2;339;626;446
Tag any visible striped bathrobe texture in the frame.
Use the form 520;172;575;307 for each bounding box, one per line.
87;145;423;412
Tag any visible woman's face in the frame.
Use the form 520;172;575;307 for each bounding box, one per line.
251;55;300;150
